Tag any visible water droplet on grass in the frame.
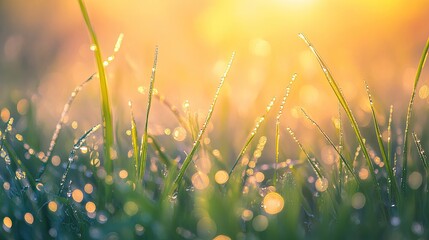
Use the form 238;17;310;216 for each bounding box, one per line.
315;178;328;192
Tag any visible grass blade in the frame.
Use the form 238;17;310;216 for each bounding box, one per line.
401;37;429;194
274;74;297;187
36;74;94;181
229;97;276;176
128;101;140;181
412;132;429;170
300;108;359;185
286;127;324;180
167;52;235;196
387;105;393;169
336;104;344;195
2;135;36;192
78;0;114;176
138;46;159;181
0;119;22;189
299;34;387;219
299;34;381;192
365;82;399;203
58;124;100;195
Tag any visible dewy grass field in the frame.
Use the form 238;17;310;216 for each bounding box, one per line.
1;1;429;239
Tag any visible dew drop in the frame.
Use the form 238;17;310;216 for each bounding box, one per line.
315;178;329;192
90;44;97;51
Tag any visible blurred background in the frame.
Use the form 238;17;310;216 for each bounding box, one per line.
1;0;429;163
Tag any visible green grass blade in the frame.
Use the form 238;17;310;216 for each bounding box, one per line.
401;37;429;194
387;105;393;169
0;119;21;189
365;82;399;203
58;124;100;195
128;101;140;181
2;135;36;192
300;34;390;219
229;97;276;176
299;34;380;192
337;104;344;195
36;74;94;181
412;132;429;170
78;0;114;176
300;108;359;185
274;74;297;187
287;127;324;179
138;46;159;181
167;52;235;196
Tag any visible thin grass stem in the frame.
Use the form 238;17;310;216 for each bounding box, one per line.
229;97;276;176
274;74;297;187
401;37;429;194
78;0;114;177
167;52;235;196
36;74;94;181
300;108;359;185
138;47;159;181
58;124;100;195
129;101;140;181
287;127;323;179
365;82;399;203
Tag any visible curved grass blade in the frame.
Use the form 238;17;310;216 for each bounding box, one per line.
138;46;159;181
229;97;276;176
287;127;339;214
300;108;359;185
412;132;429;170
128;101;139;181
401;37;429;194
166;52;235;196
287;127;324;179
365;82;399;203
274;74;297;187
78;0;114;176
299;34;382;195
36;74;94;181
58;124;100;195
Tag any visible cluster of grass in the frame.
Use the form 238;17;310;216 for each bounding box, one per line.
1;1;429;239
